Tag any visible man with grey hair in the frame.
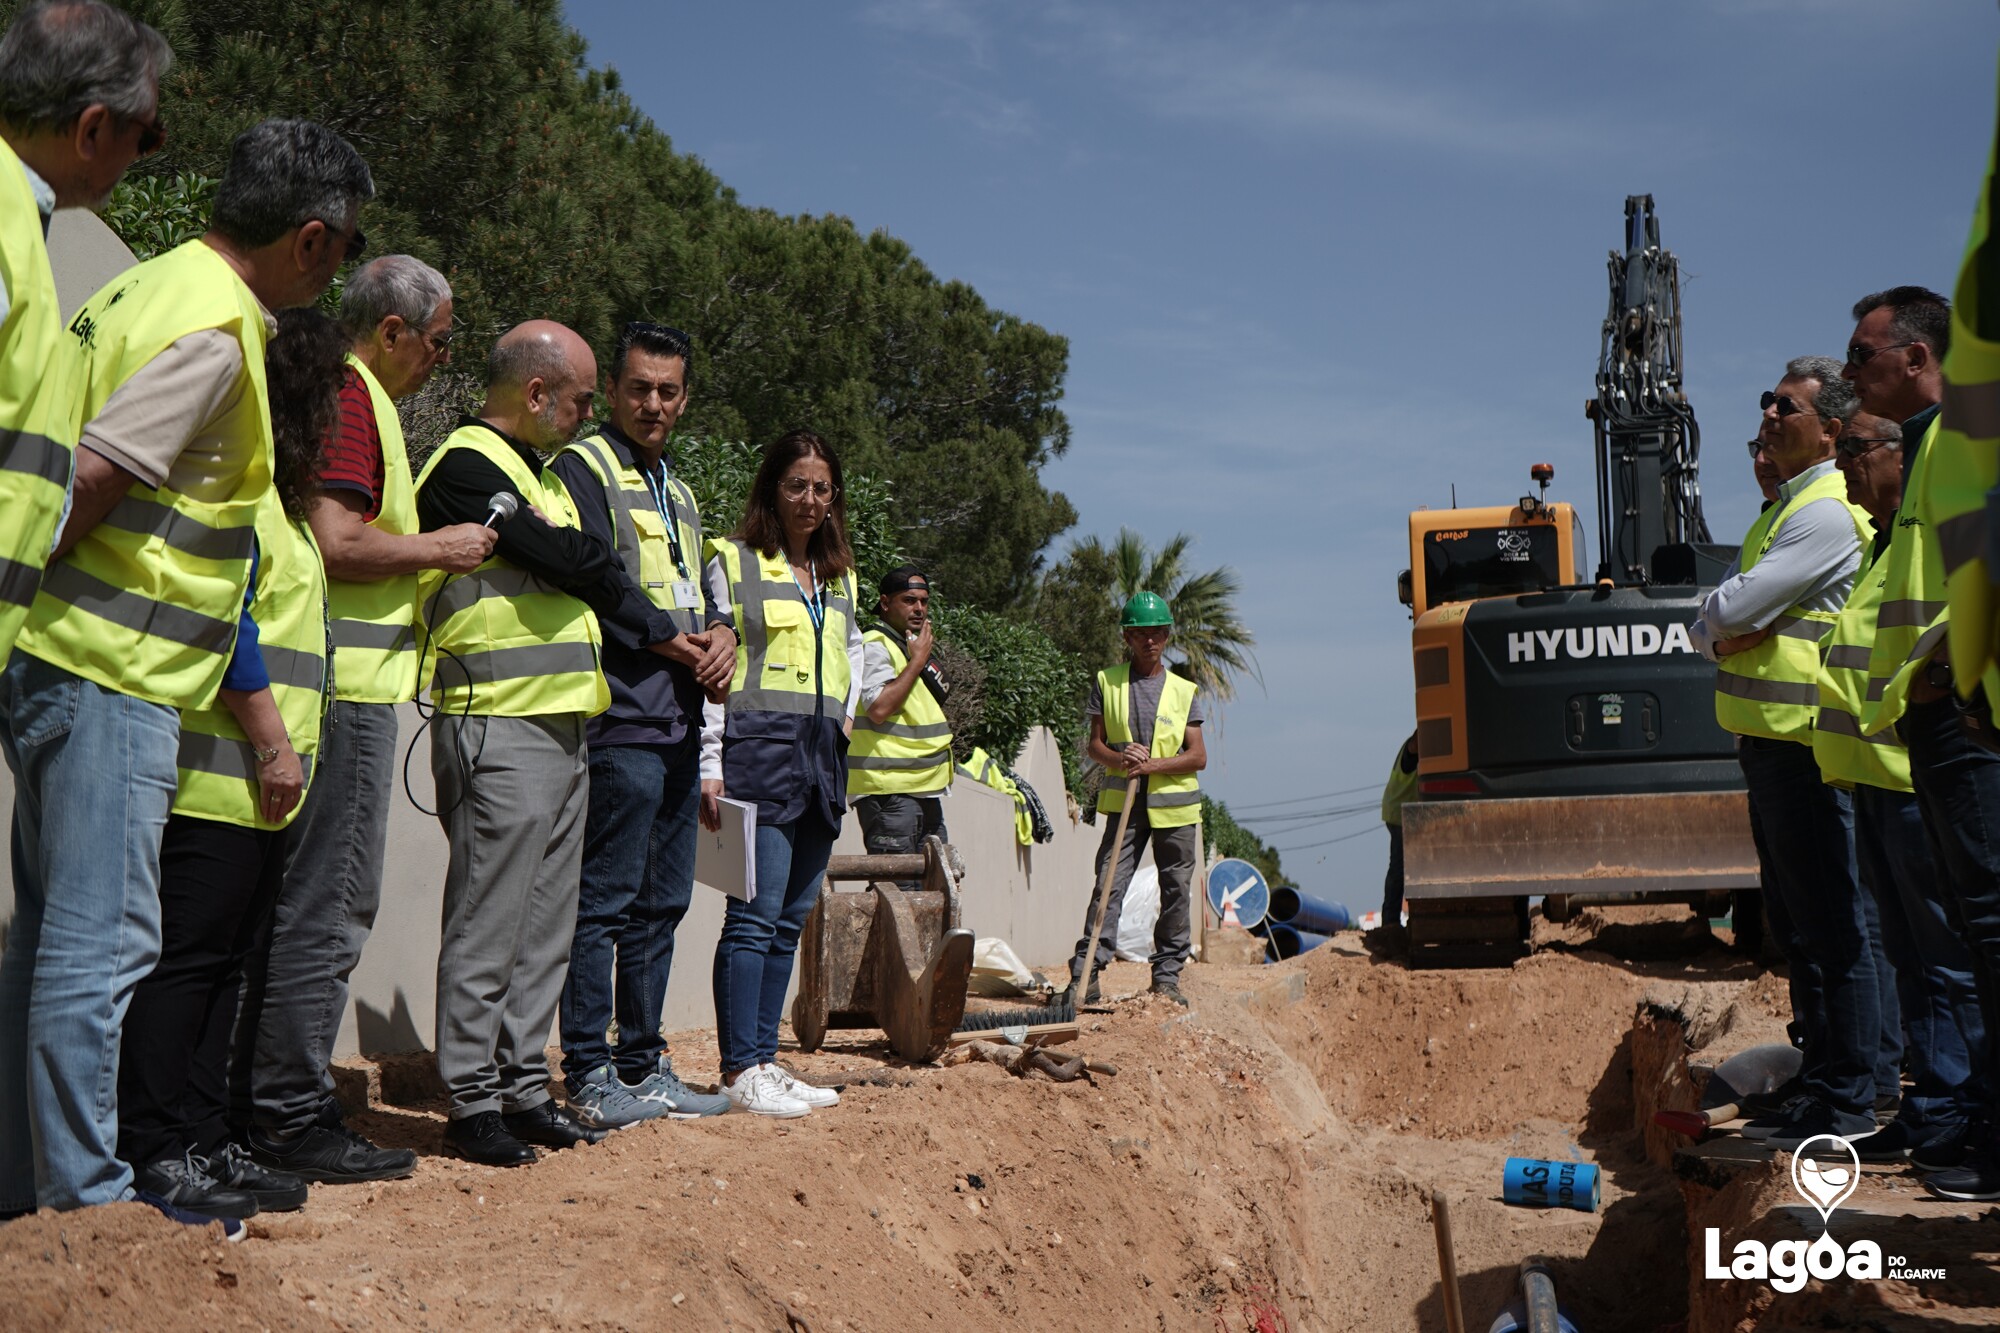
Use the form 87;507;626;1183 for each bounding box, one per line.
0;117;370;1226
0;0;169;661
414;320;697;1166
234;255;497;1185
1691;356;1881;1150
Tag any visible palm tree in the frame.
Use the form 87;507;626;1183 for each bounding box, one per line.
1069;528;1259;703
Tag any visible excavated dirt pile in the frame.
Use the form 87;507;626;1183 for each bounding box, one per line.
0;907;1933;1332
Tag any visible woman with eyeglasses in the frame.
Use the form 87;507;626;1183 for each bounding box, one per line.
698;430;863;1117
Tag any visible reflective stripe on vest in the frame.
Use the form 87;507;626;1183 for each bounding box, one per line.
849;628;954;796
19;240;271;711
1813;545;1912;792
0;140;78;660
1714;469;1870;743
325;356;421;703
413;424;607;718
558;434;705;636
1096;663;1202;828
174;505;332;828
715;537;855;716
1922;93;2000;701
1862;418;1948;734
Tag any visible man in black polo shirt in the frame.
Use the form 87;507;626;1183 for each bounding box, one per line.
548;323;735;1127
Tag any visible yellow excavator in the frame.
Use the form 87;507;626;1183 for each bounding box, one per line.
1395;197;1762;967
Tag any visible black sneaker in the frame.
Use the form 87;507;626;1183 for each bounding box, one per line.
1764;1101;1877;1150
1740;1094;1818;1141
202;1143;307;1212
502;1100;608;1150
133;1188;246;1242
1737;1076;1807;1121
1849;1119;1917;1164
135;1153;259;1221
1062;972;1102;1008
248;1114;416;1185
1923;1145;2000;1202
1148;981;1190;1008
1912;1120;1979;1173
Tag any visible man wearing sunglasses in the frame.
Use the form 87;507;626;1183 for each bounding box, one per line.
1693;357;1882;1150
1813;413;1987;1170
1846;286;2000;1199
0;1;170;666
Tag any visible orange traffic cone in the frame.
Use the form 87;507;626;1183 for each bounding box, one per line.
1220;893;1243;929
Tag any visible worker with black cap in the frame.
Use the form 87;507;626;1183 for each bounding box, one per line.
849;564;955;855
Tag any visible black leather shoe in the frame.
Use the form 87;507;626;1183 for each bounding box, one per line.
248;1105;416;1184
503;1100;609;1149
443;1111;536;1167
136;1154;260;1220
203;1143;308;1211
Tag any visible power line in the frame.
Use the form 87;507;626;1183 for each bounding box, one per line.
1225;784;1379;813
1270;824;1385;854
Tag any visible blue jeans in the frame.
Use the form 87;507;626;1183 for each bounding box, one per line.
1737;736;1878;1120
560;739;700;1092
1902;695;2000;1130
1855;783;1982;1134
712;814;837;1077
0;651;178;1211
1854;829;1905;1106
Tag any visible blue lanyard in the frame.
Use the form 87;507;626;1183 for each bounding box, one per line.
790;559;825;629
640;460;691;580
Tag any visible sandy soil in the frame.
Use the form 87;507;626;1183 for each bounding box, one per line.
0;906;1987;1332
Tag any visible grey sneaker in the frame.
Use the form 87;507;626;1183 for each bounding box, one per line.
624;1058;730;1119
567;1065;652;1129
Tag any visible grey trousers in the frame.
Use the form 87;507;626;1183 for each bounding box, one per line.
1069;803;1201;986
853;794;948;855
432;712;587;1119
237;700;397;1137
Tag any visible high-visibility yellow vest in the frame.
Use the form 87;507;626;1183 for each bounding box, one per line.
1922;95;2000;705
1861;417;1949;735
1381;751;1419;826
958;744;1032;845
0;139;79;659
1097;663;1202;828
324;355;421;704
1812;542;1912;792
413;423;607;718
1714;468;1870;743
557;432;706;636
849;628;954;797
19;240;271;711
711;537;857;714
174;501;331;828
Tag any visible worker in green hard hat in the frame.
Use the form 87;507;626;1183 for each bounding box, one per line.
1065;591;1208;1009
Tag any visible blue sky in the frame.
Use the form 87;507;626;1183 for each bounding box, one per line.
569;0;1998;914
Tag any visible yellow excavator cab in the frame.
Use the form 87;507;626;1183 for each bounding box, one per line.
1401;502;1586;620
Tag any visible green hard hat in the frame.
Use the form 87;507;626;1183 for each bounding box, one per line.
1120;591;1174;628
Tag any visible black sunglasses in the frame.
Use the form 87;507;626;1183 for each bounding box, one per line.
1846;341;1914;367
1760;391;1818;418
1836;435;1899;459
1744;439;1770;457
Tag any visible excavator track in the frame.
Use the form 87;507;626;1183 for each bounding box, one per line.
1405;896;1531;969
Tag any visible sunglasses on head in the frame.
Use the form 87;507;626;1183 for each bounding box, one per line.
1760;391;1817;418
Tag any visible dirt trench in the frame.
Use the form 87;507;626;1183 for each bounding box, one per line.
0;909;1798;1332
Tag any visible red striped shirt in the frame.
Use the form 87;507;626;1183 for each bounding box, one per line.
320;367;384;522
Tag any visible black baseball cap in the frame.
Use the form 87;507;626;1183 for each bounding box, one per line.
878;565;931;595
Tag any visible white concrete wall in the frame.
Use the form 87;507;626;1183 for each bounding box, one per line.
0;718;1111;1058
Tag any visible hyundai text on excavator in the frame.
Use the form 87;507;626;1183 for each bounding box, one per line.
1395;196;1762;967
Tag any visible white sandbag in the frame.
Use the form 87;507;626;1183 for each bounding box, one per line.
1114;864;1161;961
968;936;1038;996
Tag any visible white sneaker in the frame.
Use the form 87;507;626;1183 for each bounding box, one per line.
766;1063;839;1108
723;1066;811;1119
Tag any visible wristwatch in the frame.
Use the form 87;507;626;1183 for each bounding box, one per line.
253;743;283;764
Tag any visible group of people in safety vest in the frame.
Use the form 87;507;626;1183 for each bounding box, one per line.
1684;110;2000;1204
0;0;1212;1241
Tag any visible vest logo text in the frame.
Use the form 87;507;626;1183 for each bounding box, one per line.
1504;623;1697;663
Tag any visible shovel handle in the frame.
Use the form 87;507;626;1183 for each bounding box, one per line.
1077;776;1142;991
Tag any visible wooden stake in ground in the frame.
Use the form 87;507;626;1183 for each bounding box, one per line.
1431;1189;1466;1333
1074;776;1140;1004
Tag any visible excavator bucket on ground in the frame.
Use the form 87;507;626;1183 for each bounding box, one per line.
792;836;976;1061
1401;790;1760;967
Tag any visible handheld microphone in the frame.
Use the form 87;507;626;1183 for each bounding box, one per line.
483;491;520;528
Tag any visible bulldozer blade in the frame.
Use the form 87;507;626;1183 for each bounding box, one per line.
873;884;974;1062
1402;790;1758;900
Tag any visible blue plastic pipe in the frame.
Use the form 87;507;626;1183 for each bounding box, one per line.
1269;886;1353;936
1263;922;1331;961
